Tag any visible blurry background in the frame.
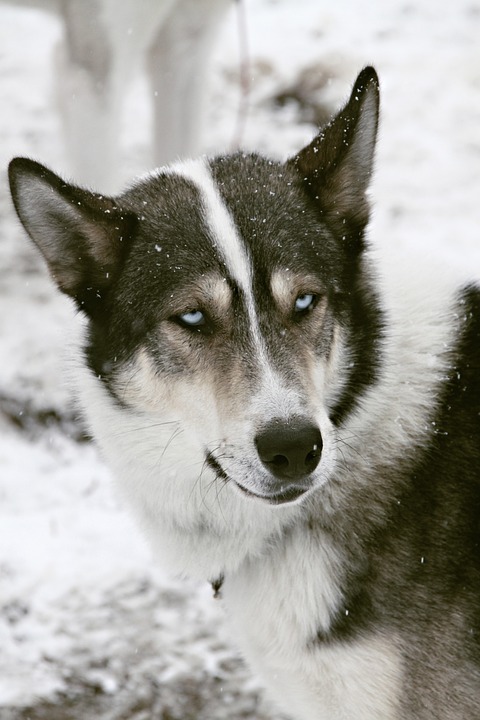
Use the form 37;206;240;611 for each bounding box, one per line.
0;0;479;717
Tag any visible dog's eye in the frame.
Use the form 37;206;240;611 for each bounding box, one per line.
177;309;206;328
294;293;316;314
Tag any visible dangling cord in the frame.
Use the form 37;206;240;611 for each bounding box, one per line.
230;0;251;151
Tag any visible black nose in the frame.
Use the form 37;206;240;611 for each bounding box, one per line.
255;419;323;482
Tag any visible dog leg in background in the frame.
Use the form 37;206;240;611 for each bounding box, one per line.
147;0;230;167
55;0;229;191
55;0;176;191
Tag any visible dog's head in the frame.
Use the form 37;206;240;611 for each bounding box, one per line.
9;69;380;528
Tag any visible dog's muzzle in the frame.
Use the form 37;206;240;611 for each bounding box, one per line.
253;418;322;503
207;417;323;505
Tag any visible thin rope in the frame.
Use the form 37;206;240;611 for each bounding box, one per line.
230;0;251;151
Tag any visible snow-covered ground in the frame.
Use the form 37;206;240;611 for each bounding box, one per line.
1;0;479;718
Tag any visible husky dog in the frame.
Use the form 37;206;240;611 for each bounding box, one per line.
8;68;480;719
4;0;230;189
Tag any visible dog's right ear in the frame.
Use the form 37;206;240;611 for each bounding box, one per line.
8;158;134;315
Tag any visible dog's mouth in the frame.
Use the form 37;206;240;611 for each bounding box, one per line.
206;453;309;506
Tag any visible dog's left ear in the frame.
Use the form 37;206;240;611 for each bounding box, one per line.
289;66;380;244
8;158;135;315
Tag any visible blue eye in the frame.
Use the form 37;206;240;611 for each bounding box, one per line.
294;293;316;313
178;309;205;327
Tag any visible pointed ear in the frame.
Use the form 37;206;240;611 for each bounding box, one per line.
289;66;379;245
8;158;135;314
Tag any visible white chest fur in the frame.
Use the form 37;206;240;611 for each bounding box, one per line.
222;527;402;720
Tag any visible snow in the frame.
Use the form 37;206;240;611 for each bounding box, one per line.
1;0;479;717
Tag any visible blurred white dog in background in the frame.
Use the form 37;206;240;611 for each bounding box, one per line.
5;0;231;189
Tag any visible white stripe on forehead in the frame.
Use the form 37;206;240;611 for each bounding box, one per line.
161;158;301;414
165;157;252;292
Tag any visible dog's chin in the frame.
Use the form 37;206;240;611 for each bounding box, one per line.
232;480;310;506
